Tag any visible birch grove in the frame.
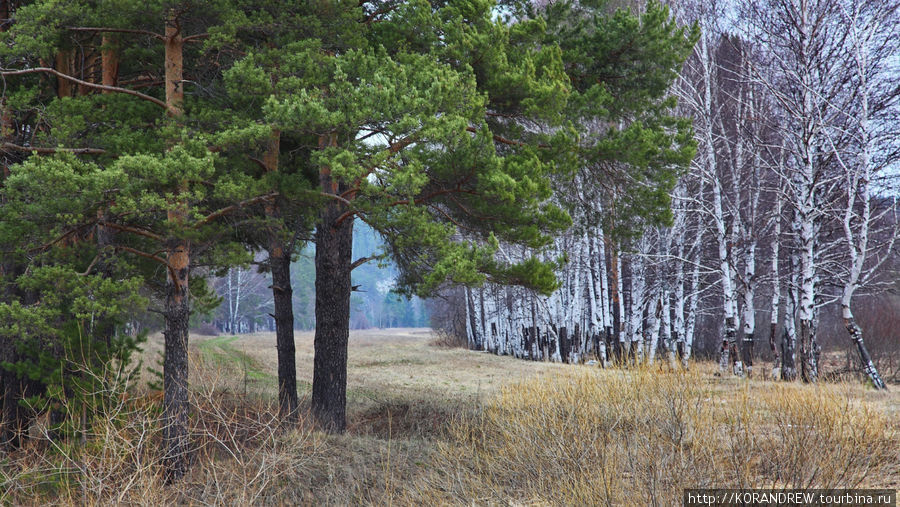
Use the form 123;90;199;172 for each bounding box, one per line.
447;0;899;389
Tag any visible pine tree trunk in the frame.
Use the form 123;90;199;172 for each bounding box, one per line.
162;268;189;482
101;36;119;88
55;50;72;98
260;130;299;423
311;134;352;433
162;11;190;482
270;243;298;421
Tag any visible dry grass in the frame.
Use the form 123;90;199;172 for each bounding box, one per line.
1;329;897;505
414;367;899;505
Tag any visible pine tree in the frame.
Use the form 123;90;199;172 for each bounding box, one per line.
222;1;574;431
0;0;260;479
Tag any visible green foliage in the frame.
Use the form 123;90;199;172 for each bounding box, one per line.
539;0;698;241
0;266;147;437
213;0;577;297
0;0;697;441
0;0;260;442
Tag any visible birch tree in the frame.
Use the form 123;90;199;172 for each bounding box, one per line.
824;0;899;390
740;0;851;382
674;9;744;375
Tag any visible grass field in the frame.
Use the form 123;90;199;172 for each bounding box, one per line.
187;328;567;406
2;328;898;505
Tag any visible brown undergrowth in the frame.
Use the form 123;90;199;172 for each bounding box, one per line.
413;367;898;505
0;335;896;505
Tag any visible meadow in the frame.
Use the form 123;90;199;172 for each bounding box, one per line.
1;328;897;505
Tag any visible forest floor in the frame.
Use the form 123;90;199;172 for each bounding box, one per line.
179;329;900;504
3;329;897;505
182;328;900;427
186;328;566;408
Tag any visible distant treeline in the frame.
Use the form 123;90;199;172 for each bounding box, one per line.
205;223;430;334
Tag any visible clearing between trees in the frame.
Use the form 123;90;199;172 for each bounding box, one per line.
2;328;896;505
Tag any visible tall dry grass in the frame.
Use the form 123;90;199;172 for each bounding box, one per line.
413;368;898;506
0;354;327;505
0;358;896;505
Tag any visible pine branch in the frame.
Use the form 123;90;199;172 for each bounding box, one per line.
0;67;168;109
195;192;279;227
99;221;164;242
66;26;165;40
116;245;175;279
2;142;106;155
350;256;376;271
465;126;550;149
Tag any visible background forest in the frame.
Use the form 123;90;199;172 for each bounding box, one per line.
207;222;429;335
434;0;900;389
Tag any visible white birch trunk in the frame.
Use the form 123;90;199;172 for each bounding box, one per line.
741;242;756;377
769;198;782;379
835;7;890;389
646;290;662;363
628;252;646;363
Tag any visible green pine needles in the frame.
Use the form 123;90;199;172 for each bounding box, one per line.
0;0;696;478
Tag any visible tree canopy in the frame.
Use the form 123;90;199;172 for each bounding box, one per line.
0;0;697;478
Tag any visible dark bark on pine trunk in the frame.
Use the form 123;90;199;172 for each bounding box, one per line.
101;35;119;89
269;244;298;422
56;50;72;98
162;11;189;482
163;240;190;483
845;317;887;390
311;152;353;433
259;130;299;422
162;287;189;481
